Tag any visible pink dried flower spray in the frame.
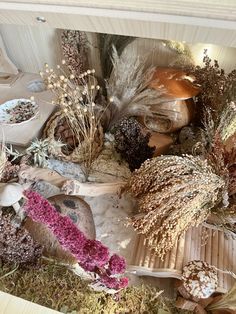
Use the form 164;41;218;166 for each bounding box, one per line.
23;190;128;290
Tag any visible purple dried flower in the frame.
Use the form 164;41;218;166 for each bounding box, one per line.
80;239;110;271
108;254;126;275
23;190;128;290
100;274;129;290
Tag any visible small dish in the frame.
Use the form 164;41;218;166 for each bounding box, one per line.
0;98;39;125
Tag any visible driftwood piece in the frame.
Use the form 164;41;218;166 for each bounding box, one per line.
18;165;66;188
61;179;126;197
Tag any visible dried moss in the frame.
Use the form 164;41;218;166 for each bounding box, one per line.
0;261;188;313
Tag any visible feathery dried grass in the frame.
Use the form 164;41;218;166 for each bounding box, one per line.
126;155;226;259
106;46;165;128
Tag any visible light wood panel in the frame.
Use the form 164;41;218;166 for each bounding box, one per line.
0;292;60;314
0;0;236;21
0;1;236;47
0;24;62;73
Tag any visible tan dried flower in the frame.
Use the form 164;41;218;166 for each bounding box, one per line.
125;155;226;259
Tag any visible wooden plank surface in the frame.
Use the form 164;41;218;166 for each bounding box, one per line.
0;0;236;21
0;1;236;48
0;292;60;314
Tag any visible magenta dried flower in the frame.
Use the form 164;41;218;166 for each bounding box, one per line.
80;239;110;271
100;274;129;290
108;254;126;275
23;190;128;290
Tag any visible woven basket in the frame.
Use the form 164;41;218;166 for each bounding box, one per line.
43;110;103;163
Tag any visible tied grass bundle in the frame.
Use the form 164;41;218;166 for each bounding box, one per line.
126;155;226;259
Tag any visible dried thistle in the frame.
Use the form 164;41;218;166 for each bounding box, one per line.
61;30;88;85
6;139;65;169
125;155;226;259
40;62;105;175
106;46;165;128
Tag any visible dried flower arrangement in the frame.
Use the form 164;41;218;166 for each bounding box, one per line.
23;190;128;290
40;62;104;175
113;117;155;171
0;209;42;265
124;51;236;260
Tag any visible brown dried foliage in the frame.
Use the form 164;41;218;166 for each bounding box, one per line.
191;50;236;122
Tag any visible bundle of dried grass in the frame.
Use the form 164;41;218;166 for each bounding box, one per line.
106;46;165;128
125;155;226;259
40;62;104;176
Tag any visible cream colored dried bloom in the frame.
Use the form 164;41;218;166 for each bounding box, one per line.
126;155;226;259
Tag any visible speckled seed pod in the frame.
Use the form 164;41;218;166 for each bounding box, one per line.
182;260;218;299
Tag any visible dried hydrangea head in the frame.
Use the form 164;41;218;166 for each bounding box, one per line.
126;155;226;259
182;260;218;299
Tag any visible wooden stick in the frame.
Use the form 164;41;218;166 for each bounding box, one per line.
61;179;126;196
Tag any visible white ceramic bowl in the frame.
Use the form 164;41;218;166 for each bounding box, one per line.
0;98;39;125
